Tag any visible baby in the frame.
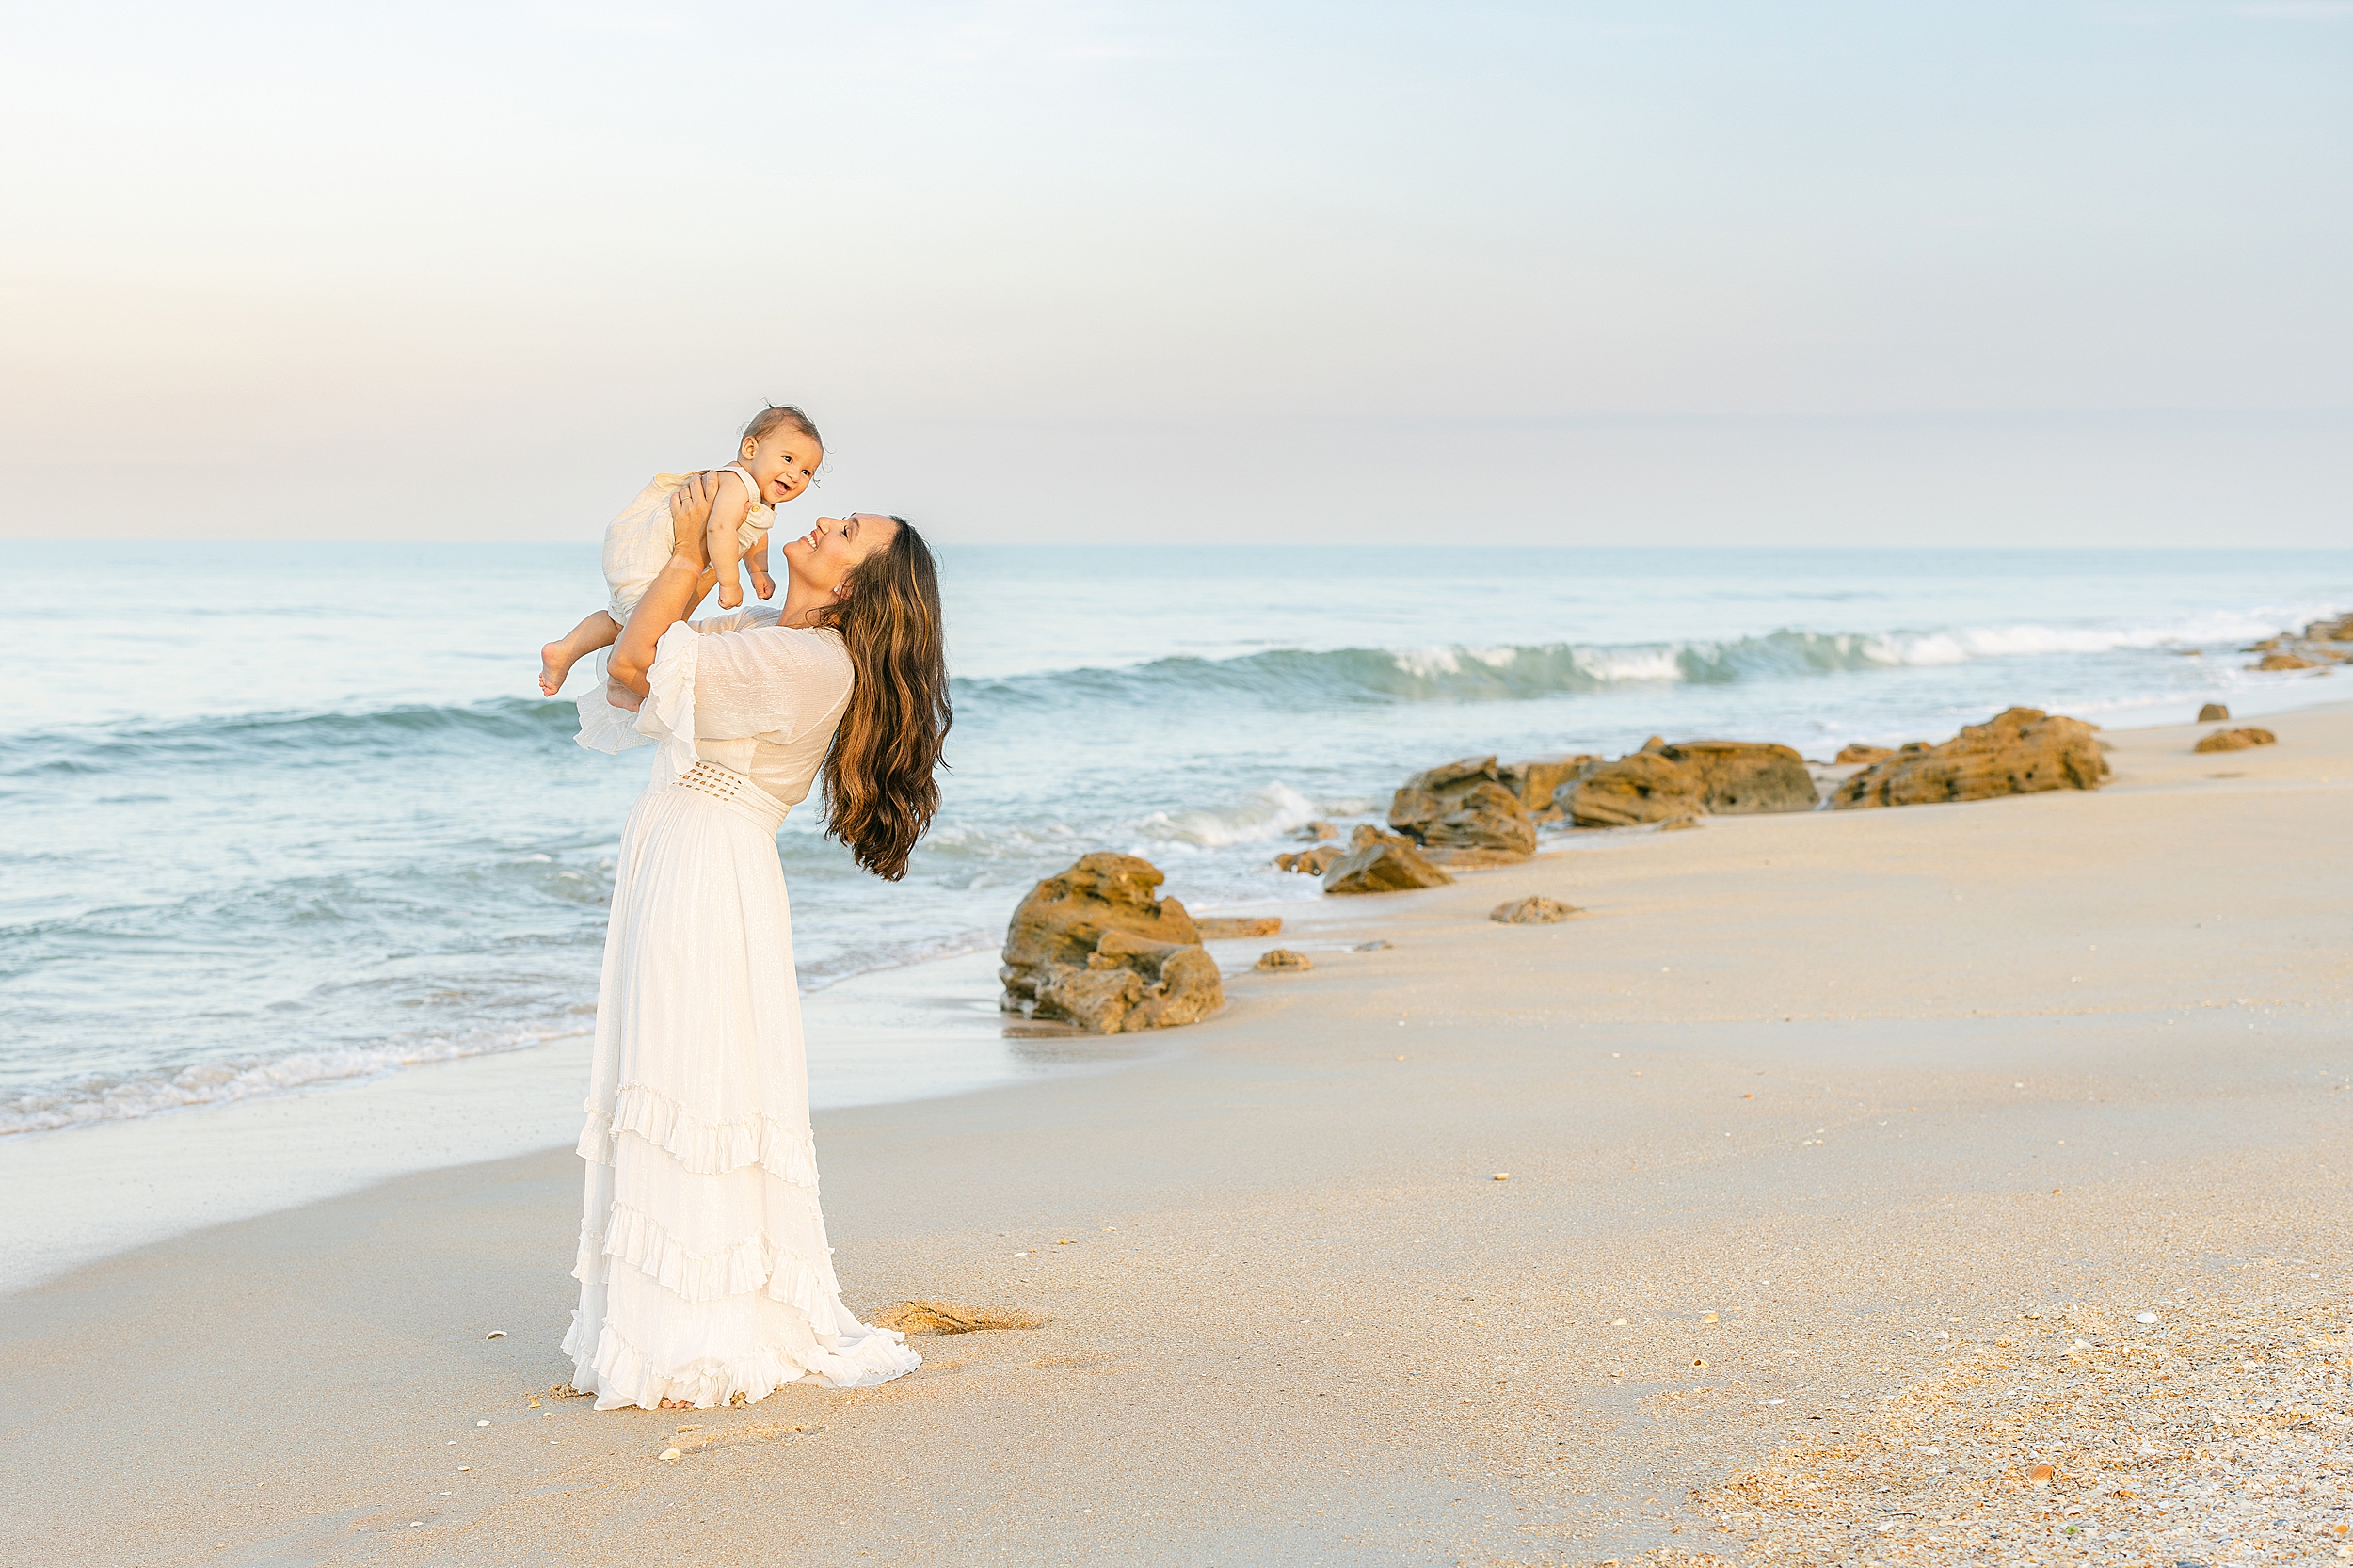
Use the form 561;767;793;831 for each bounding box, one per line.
537;405;824;696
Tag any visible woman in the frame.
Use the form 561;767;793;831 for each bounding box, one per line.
563;474;950;1411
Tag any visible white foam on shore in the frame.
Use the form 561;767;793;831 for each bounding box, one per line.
0;1023;588;1138
1136;781;1323;847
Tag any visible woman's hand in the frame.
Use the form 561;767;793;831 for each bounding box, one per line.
667;472;720;567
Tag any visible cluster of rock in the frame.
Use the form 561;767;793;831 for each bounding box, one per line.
999;854;1225;1034
2241;616;2351;673
1833;707;2107;808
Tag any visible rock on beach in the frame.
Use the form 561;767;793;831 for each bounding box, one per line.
1386;757;1538;862
1194;916;1282;938
1499;756;1597;820
2193;727;2277;753
1322;825;1454;896
1553;739;1817;826
1834;706;2107;809
1000;854;1224;1033
1489;896;1580;924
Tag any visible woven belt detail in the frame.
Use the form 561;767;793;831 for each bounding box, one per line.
668;760;788;833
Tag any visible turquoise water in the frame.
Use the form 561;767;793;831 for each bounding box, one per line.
3;542;2346;1134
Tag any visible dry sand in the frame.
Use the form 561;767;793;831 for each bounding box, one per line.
4;703;2348;1567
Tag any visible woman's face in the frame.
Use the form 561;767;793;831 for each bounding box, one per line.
784;513;898;595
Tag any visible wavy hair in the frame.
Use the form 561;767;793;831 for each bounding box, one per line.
812;519;950;880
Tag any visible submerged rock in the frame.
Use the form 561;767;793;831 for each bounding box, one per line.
1833;707;2107;809
1388;757;1538;861
1000;854;1223;1032
2193;727;2277;753
2253;652;2318;672
1323;824;1454;895
1273;846;1339;875
2197;702;2230;723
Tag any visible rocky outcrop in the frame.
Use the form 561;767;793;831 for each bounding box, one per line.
1552;739;1817;826
1195;916;1283;938
1835;743;1895;765
1295;821;1337;842
1833;707;2107;809
1500;756;1598;819
2306;613;2353;642
1553;751;1704;827
2254;652;2317;672
2197;703;2230;723
1658;741;1818;814
1255;949;1312;971
1387;757;1538;862
2194;727;2277;753
1322;824;1454;895
1273;846;1339;875
1490;896;1580;924
1000;854;1223;1033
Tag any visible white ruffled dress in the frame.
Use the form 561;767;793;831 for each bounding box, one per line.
564;606;920;1410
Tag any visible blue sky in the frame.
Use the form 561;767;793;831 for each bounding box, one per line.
2;1;2346;542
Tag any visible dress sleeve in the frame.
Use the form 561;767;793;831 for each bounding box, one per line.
690;625;854;742
689;604;781;635
630;622;706;782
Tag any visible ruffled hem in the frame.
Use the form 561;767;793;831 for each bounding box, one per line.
575;1203;777;1304
564;1312;920;1411
573;649;654;756
632;621;703;783
575;1086;821;1186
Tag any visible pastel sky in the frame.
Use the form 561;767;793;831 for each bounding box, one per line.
4;1;2346;544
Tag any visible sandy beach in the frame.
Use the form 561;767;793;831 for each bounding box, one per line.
5;701;2348;1567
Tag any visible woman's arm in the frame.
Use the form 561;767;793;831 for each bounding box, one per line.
606;554;704;700
607;473;723;697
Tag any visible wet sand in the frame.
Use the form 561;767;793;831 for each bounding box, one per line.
3;703;2347;1567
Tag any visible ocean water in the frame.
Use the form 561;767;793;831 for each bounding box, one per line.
3;543;2346;1138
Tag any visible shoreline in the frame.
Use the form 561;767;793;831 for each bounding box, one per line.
2;699;2347;1563
3;692;2343;1298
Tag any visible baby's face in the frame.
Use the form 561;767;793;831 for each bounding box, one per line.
741;429;823;506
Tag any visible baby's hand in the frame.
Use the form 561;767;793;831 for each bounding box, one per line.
750;570;776;600
717;580;743;609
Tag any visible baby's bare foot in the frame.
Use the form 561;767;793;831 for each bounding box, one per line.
539;641;575;696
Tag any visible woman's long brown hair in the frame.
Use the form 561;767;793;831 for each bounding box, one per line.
812;519;949;880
